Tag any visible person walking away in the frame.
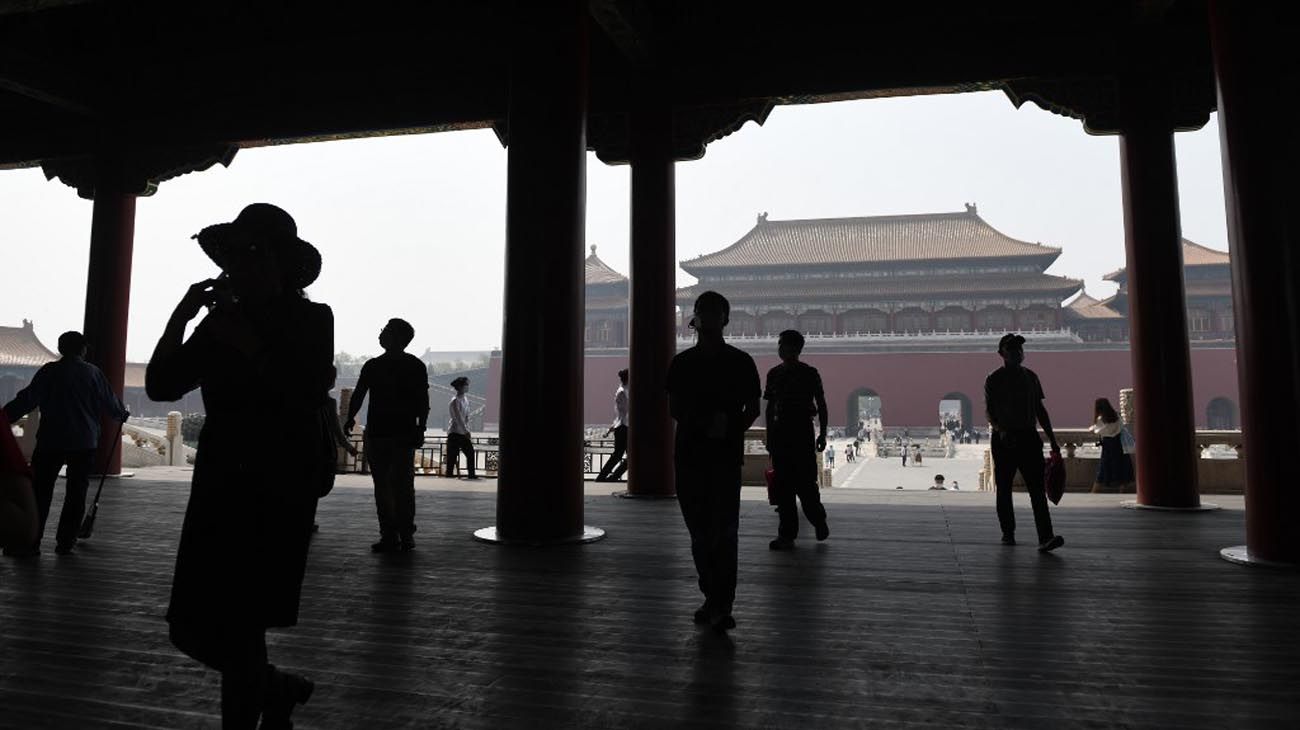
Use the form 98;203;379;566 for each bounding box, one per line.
763;330;830;551
901;441;908;467
984;333;1064;552
667;291;761;633
1089;397;1134;493
595;368;629;482
148;203;334;728
825;442;835;469
2;330;128;557
345;318;430;553
444;376;478;480
913;443;923;467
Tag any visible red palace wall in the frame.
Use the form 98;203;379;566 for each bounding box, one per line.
484;347;1240;431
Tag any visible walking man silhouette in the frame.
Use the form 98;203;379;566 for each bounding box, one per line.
595;368;629;482
764;330;830;550
346;318;430;552
2;331;128;557
667;291;761;633
984;333;1064;552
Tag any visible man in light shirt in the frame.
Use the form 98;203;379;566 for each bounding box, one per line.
595;368;629;482
445;376;477;480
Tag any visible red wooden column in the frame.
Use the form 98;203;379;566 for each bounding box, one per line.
624;75;676;498
479;0;602;544
83;162;137;476
1118;116;1203;509
1210;2;1300;565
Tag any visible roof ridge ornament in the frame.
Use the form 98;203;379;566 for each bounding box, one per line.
590;244;597;256
964;202;977;214
757;211;769;224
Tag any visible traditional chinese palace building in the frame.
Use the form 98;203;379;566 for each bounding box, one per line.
518;206;1240;431
674;205;1080;337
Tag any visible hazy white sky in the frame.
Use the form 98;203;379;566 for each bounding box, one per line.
0;91;1228;362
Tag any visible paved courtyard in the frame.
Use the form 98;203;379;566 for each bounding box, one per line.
1;468;1298;729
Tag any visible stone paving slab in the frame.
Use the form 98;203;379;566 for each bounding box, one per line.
0;468;1292;729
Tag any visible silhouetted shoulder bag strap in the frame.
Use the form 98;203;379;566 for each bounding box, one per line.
1120;427;1137;455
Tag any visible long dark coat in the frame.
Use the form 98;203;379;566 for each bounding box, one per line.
147;297;334;629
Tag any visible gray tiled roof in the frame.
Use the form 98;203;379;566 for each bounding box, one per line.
585;246;628;285
1063;292;1125;320
0;322;57;368
681;209;1059;273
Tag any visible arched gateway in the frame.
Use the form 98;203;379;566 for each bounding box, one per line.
846;387;882;431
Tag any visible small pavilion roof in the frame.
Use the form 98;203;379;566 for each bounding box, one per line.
0;320;57;368
1105;239;1230;282
585;246;628;286
1063;291;1125;320
676;272;1081;304
681;207;1061;275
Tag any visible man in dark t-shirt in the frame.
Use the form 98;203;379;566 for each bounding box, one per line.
984;333;1063;552
667;291;761;633
346;318;430;553
764;330;829;550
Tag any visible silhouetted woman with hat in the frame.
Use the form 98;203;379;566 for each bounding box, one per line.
146;204;334;729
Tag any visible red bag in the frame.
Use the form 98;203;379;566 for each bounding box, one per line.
764;465;777;505
1044;451;1065;505
0;412;31;478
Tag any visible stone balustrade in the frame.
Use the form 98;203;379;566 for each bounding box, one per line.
978;428;1246;494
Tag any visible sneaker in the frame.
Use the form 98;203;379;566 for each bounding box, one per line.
1037;535;1064;553
54;543;76;556
1001;533;1016;546
815;521;830;542
693;602;712;625
768;537;795;551
261;666;314;730
710;612;737;633
371;539;400;553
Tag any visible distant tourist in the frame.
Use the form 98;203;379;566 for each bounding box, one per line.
952;480;960;490
595;368;629;482
0;411;38;553
763;330;830;551
825;442;836;469
845;444;855;463
313;366;359;533
913;443;923;466
667;291;761;633
445;376;478;480
148;204;332;727
984;333;1064;552
929;474;947;490
901;441;908;467
1089;397;1134;493
2;330;128;557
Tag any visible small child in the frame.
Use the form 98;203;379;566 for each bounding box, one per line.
929;474;947;490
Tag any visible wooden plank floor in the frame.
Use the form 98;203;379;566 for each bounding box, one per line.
2;472;1298;729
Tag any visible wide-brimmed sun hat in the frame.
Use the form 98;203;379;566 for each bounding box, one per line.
192;203;321;289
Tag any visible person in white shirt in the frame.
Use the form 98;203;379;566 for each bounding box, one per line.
595;369;629;482
445;377;477;479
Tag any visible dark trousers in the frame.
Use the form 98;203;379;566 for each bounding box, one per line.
769;433;827;539
596;425;628;481
170;620;268;730
445;432;476;478
31;447;95;549
366;436;416;540
992;429;1055;543
675;458;741;614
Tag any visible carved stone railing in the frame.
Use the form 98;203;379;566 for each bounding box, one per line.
978;428;1245;494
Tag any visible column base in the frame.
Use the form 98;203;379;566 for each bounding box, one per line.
613;490;677;500
472;525;606;546
1120;500;1219;511
1219;545;1300;569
